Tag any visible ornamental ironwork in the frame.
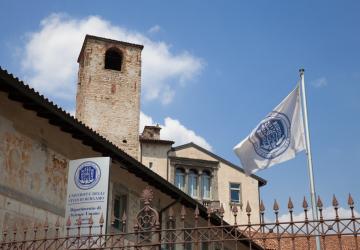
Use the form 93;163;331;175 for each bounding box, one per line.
0;188;359;249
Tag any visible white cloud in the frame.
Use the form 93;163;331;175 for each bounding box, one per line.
139;112;155;131
21;13;204;104
148;25;161;34
140;112;212;151
311;77;328;88
278;206;359;222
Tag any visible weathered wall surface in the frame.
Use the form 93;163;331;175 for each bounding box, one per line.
141;143;171;180
76;38;142;160
0;115;68;211
172;147;215;162
217;161;260;224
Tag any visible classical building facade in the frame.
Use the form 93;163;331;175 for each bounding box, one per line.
140;127;266;224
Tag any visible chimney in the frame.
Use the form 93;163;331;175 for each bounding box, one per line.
141;125;161;140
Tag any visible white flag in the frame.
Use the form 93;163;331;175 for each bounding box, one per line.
233;84;306;175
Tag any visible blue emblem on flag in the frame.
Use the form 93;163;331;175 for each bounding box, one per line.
250;112;291;159
74;161;101;190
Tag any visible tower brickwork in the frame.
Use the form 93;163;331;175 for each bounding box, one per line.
76;35;143;159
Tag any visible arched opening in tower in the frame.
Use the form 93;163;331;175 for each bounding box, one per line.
105;48;123;71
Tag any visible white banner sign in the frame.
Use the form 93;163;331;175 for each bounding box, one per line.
65;157;110;235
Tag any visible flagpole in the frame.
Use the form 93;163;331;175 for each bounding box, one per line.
299;69;321;249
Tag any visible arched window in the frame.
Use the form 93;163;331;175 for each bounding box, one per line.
105;48;123;71
188;170;198;198
201;171;211;200
175;168;185;191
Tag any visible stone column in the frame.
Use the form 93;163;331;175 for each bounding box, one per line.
184;169;189;195
211;169;219;201
198;169;203;200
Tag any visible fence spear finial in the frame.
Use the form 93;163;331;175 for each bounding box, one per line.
288;197;294;211
110;214;115;226
22;221;28;232
246;201;252;214
88;215;94;225
219;203;225;217
232;203;238;215
99;213;104;225
122;210;127;223
66;216;71;227
55;217;60;228
302;196;308;209
317;196;323;208
44;216;49;229
181;205;186;220
332;194;339;208
3;224;8;234
273;199;279;212
169;206;174;220
207;205;212;218
260;200;265;213
77;216;82;226
194;204;199;219
348;193;354;208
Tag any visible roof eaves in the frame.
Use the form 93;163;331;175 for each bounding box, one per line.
140;138;174;145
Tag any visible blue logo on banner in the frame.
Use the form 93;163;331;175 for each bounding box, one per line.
74;161;101;190
250;112;291;159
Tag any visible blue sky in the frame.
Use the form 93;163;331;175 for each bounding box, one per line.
1;0;359;219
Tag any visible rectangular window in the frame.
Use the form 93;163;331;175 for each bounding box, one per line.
189;174;198;198
175;170;185;191
113;194;127;231
201;174;211;200
229;183;241;204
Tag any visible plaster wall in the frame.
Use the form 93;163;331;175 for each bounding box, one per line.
141;143;171;180
172;147;215;161
217;161;260;224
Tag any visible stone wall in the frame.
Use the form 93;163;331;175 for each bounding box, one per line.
76;37;142;159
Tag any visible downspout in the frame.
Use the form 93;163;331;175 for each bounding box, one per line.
140;140;143;163
166;148;173;181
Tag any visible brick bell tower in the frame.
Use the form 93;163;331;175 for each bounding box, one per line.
76;35;143;159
